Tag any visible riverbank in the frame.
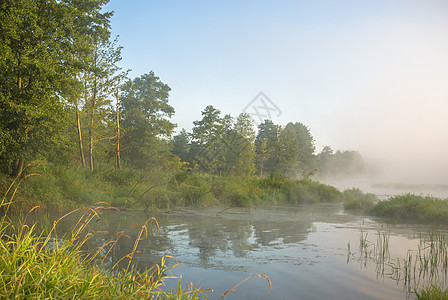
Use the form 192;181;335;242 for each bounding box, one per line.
1;163;354;214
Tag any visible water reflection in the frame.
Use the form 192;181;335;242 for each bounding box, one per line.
28;204;444;299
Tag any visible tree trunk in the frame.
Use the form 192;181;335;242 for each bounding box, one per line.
89;92;96;171
12;157;24;178
115;87;122;169
89;48;98;171
75;98;86;168
13;75;24;177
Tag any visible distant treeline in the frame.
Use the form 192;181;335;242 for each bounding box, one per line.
0;0;366;186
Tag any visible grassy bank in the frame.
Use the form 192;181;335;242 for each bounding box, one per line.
0;205;209;299
0;164;276;299
371;194;448;224
1;163;346;213
344;192;448;224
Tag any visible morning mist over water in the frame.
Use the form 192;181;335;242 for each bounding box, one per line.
2;0;448;299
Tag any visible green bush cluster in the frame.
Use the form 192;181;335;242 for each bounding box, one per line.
1;163;348;212
343;188;377;211
372;194;448;223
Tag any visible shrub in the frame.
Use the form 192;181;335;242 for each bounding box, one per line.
343;188;377;211
372;194;448;223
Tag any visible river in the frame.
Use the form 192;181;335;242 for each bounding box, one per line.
52;200;448;299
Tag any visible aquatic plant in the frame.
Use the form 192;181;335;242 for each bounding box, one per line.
0;204;213;299
0;166;272;299
415;284;448;300
353;227;448;298
342;188;377;211
372;194;448;224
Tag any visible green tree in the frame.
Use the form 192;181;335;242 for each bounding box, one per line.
290;122;316;177
255;120;281;176
120;72;176;168
226;113;256;177
172;129;192;164
0;0;116;175
83;37;126;170
278;123;300;176
190;105;225;174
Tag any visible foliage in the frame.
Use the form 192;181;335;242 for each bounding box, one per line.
316;146;367;179
0;205;209;299
343;188;377;211
0;0;116;175
254;120;281;176
415;285;448;300
120;72;176;169
372;194;448;223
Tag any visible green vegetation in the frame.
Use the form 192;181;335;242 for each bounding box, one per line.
353;228;448;299
415;285;448;300
344;193;448;224
316;146;368;178
1;163;346;214
0;0;368;214
371;194;448;224
343;188;377;211
0;202;209;299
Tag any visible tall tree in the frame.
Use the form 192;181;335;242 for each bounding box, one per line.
120;72;175;168
172;129;192;164
291;122;316;177
190;105;225;174
278;123;300;176
255;120;281;176
0;0;116;175
84;37;125;170
226;113;256;177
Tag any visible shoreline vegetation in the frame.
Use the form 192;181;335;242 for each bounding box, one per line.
3;162;448;225
0;170;274;299
1;162;346;215
3;164;448;299
1;1;447;298
344;192;448;225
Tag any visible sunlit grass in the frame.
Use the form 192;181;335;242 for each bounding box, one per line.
0;205;212;299
0;164;271;299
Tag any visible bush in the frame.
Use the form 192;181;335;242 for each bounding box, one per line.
343;188;377;211
372;194;448;223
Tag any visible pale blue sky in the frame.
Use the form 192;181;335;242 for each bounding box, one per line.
104;0;448;182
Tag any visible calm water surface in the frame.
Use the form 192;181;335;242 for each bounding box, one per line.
54;203;448;299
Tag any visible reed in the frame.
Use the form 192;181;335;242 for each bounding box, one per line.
353;227;448;298
0;204;212;299
0;168;271;299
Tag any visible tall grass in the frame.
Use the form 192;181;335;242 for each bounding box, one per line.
352;227;448;298
1;164;349;213
372;194;448;224
0;165;271;299
0;205;211;299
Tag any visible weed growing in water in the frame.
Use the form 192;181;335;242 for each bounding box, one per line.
351;227;448;297
0;165;271;299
